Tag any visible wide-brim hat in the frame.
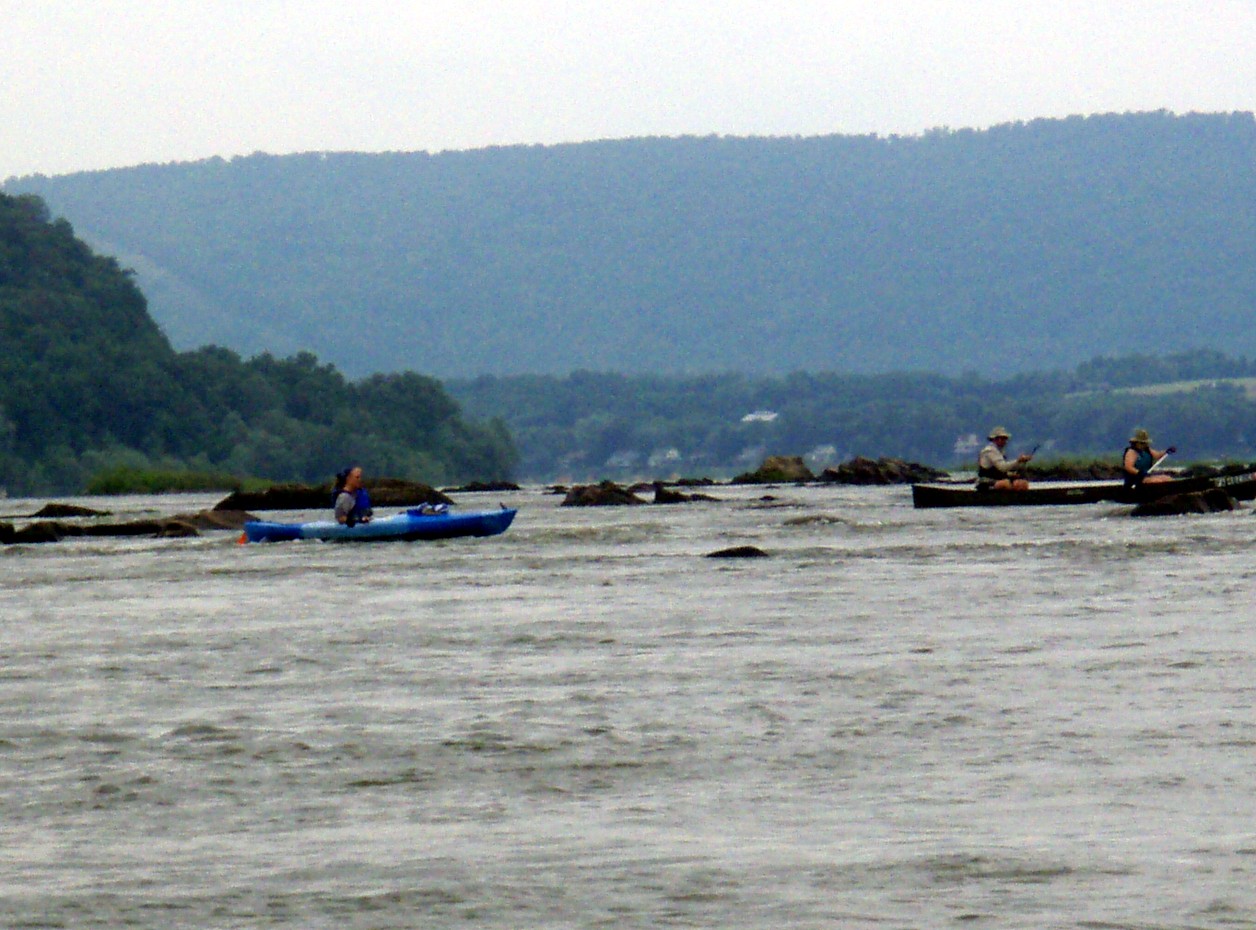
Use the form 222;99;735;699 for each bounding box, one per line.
1129;428;1151;444
987;426;1010;440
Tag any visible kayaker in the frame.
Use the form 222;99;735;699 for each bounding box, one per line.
977;426;1032;491
1122;429;1175;489
333;465;374;526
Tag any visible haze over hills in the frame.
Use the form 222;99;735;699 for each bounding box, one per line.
6;110;1255;379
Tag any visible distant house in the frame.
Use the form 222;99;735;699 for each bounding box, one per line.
953;433;980;455
648;448;682;469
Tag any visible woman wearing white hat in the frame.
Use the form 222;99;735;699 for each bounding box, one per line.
1122;428;1175;489
976;426;1032;491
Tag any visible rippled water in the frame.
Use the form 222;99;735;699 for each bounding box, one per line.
3;484;1256;928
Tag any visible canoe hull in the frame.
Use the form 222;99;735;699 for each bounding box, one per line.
912;472;1256;509
243;507;517;543
911;483;1115;508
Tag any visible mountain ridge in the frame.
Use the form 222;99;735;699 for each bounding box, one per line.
6;110;1255;379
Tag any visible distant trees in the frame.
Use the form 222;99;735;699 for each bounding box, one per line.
448;355;1256;480
0;192;517;495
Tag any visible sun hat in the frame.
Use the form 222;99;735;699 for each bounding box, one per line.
1129;428;1151;444
987;426;1010;440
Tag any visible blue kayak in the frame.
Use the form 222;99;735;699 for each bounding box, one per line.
242;506;516;543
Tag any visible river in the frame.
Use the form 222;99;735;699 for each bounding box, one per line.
2;483;1254;928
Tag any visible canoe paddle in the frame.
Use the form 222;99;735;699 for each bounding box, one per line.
1147;448;1175;474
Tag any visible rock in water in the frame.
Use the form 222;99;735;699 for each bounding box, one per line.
819;456;947;485
653;483;719;504
733;456;815;484
215;479;450;511
561;481;646;506
1130;488;1235;516
30;503;111;518
706;545;769;558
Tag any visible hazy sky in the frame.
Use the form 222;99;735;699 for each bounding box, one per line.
4;1;1254;180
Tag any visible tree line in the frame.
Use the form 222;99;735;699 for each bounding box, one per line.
447;350;1256;480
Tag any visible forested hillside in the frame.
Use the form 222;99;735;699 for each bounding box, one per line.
448;351;1256;480
0;193;516;495
6;110;1256;379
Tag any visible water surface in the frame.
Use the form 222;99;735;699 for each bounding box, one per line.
2;485;1254;928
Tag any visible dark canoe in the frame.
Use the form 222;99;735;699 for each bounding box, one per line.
911;471;1256;509
911;482;1117;509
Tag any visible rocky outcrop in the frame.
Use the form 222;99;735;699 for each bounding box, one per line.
561;481;647;506
443;480;521;493
819;456;947;485
652;483;719;504
213;478;451;511
556;480;719;505
732;456;815;484
155;520;200;538
171;509;255;530
0;509;257;544
0;521;62;544
29;502;111;518
1130;488;1236;517
212;483;331;511
1177;462;1256;479
1023;461;1125;481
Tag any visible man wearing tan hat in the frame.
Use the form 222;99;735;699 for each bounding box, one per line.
976;426;1032;491
1122;428;1175;489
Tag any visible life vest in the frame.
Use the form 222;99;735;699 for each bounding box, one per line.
333;487;373;525
976;444;1012;485
1123;445;1154;488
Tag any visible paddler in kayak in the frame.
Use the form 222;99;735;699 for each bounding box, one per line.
1122;428;1175;489
976;426;1033;491
333;465;374;526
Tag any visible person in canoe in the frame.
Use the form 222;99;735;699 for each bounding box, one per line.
977;426;1033;491
333;465;374;526
1122;428;1175;489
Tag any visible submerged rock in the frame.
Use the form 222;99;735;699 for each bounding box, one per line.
706;545;769;558
1130;488;1236;517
